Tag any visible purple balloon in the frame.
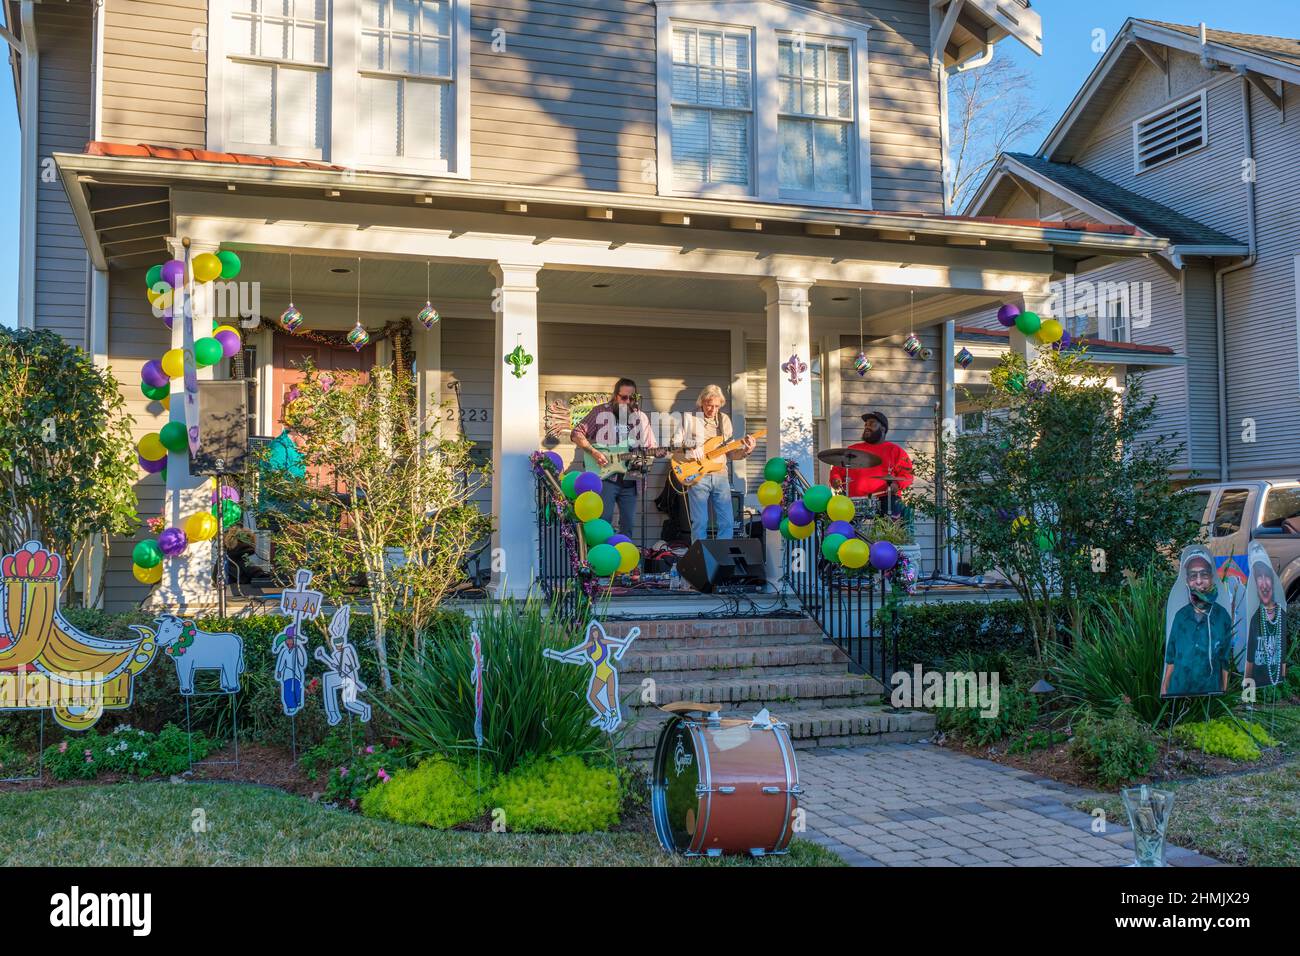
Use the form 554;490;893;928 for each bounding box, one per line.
211;485;241;504
161;307;174;330
869;540;899;571
161;259;185;288
138;454;166;474
607;534;632;546
545;451;564;473
158;527;188;557
996;303;1021;328
574;471;602;496
827;520;856;539
215;329;241;358
761;504;784;531
1055;330;1073;351
141;359;169;389
788;501;813;527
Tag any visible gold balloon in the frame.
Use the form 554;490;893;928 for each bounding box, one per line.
788;520;815;540
574;491;604;523
133;562;163;584
757;480;784;507
185;511;219;542
615;541;639;573
826;494;855;523
838;537;870;569
193;252;223;283
137;433;166;461
161;348;185;379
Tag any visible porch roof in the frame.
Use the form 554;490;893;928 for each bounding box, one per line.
956;324;1185;369
57;142;1165;274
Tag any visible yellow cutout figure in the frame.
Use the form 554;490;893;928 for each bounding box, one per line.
0;541;158;729
543;621;640;732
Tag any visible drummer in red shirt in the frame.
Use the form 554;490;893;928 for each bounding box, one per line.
829;411;914;515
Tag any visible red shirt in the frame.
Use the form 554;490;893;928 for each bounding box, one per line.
829;441;914;497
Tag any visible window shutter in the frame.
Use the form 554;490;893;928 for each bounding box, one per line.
745;339;768;495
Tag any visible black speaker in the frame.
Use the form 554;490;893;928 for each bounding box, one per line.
677;538;767;593
191;380;250;475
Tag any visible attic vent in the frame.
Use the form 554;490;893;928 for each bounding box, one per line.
1134;91;1207;173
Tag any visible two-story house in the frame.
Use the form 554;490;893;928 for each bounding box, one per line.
959;19;1299;487
6;0;1168;613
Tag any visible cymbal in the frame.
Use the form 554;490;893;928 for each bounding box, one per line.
818;447;883;468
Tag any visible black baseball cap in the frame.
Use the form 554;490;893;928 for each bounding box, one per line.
860;412;889;433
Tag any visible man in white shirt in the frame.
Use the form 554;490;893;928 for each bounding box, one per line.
673;385;756;542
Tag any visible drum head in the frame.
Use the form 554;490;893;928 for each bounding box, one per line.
652;718;702;853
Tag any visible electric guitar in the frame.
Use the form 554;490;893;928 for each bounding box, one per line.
671;430;767;487
583;443;667;480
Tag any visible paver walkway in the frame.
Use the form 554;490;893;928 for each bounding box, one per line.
798;743;1217;867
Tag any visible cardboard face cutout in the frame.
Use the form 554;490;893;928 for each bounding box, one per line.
313;604;370;725
0;541;159;730
1161;545;1235;698
273;568;323;717
143;615;245;695
542;620;641;733
1242;543;1288;688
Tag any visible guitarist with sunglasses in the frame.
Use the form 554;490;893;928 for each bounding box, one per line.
570;378;665;538
672;384;758;543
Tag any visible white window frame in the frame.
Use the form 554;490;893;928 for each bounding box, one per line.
1132;89;1208;176
207;0;472;177
776;34;858;205
655;0;872;208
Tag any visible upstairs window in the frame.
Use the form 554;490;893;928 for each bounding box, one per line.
1134;90;1207;174
778;37;854;201
225;0;329;156
357;0;456;167
670;26;754;192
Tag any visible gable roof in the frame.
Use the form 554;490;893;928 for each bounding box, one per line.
1041;19;1300;162
998;153;1244;247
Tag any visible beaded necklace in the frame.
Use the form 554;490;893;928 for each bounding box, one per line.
1258;605;1283;687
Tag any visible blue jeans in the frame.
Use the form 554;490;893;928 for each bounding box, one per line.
599;477;638;539
688;472;734;542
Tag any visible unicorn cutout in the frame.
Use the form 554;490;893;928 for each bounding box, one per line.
542;621;640;733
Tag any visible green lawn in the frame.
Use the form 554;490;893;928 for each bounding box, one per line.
0;782;842;867
1077;764;1300;867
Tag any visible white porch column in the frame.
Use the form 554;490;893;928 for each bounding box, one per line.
150;238;220;611
489;260;542;598
1009;289;1055;362
761;277;815;588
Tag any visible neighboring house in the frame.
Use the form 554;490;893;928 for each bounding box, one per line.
5;0;1167;612
960;19;1300;484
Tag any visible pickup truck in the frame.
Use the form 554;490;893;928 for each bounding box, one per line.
1183;480;1300;603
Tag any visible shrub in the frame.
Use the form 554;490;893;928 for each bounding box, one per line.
1050;570;1174;724
937;681;1038;746
1175;717;1278;761
381;593;607;775
1009;729;1069;754
360;757;485;829
300;728;409;806
42;723;215;781
0;736;37;779
1068;704;1159;786
489;756;621;833
894;600;1067;671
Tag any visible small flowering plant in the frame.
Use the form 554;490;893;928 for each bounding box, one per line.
44;724;216;781
299;727;410;809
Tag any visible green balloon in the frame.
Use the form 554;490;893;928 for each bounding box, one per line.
146;264;164;288
194;336;224;368
821;533;847;562
159;421;189;453
560;472;581;500
587;543;620;577
132;539;163;569
141;381;169;401
803;484;833;514
582;518;613;546
1014;311;1041;336
217;250;242;279
211;499;241;528
763;457;788;483
779;517;794;540
1035;531;1054;552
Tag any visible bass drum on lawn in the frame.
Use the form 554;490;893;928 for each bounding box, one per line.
651;702;802;857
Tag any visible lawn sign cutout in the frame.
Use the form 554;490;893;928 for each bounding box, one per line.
1161;545;1235;699
543;620;640;732
314;604;370;725
470;629;485;748
146;615;246;695
1242;541;1288;689
273;568;323;718
0;541;158;731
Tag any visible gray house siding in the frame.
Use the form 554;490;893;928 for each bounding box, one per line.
34;2;93;347
102;0;207;148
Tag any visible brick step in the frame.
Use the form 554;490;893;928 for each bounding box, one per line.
627;673;882;715
609;617;821;641
621;705;936;760
620;642;847;680
614;628;828;651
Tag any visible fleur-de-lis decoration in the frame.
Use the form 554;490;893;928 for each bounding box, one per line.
781;352;807;386
506;343;534;379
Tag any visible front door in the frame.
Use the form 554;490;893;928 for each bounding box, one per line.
271;337;376;436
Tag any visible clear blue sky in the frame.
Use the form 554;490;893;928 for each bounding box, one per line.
0;1;1295;329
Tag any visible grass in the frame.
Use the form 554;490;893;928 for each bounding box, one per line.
1076;764;1300;867
0;782;843;867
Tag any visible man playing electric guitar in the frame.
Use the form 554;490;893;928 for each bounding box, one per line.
570;378;665;537
671;384;758;543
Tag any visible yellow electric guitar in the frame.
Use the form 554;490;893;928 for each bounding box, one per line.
671;430;766;487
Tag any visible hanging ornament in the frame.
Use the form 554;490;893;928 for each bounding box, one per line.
901;290;925;359
282;254;304;332
781;350;807;386
956;346;974;369
918;347;933;361
853;288;871;376
903;333;922;357
854;351;872;375
506;341;534;379
417;260;440;329
347;257;370;351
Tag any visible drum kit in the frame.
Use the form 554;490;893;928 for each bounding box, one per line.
651;702;802;857
817;447;904;517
